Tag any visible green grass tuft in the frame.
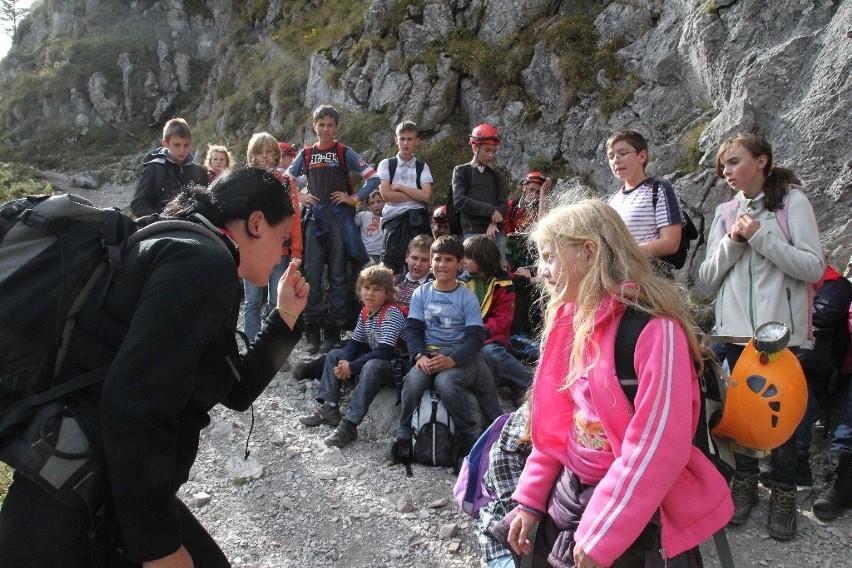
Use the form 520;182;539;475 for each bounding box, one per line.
0;162;55;203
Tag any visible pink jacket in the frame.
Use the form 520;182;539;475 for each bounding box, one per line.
512;296;733;565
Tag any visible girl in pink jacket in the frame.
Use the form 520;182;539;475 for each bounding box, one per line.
507;200;733;568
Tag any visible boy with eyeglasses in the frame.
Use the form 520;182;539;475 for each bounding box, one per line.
606;130;686;265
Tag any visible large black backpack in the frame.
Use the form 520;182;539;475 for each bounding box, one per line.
650;181;699;270
0;194;227;506
614;307;736;568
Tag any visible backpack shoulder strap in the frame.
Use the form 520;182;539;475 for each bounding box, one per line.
303;146;313;171
650;179;659;211
336;143;354;194
388;157;398;185
775;191;792;244
720;198;740;233
614;307;652;403
415;159;424;189
359;305;370;326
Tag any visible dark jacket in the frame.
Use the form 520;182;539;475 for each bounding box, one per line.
62;220;301;562
131;148;208;217
451;163;508;234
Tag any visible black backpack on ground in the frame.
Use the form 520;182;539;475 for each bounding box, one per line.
0;193;226;508
650;180;699;270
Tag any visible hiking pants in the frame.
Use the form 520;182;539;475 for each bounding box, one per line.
0;473;230;567
396;362;478;441
482;342;533;390
317;348;394;425
303;217;349;327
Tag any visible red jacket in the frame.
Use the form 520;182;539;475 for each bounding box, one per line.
459;269;515;347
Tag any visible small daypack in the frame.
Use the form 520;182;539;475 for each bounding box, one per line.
387;157;424;189
650;180;699;270
452;413;510;518
0;193;227;507
411;389;457;467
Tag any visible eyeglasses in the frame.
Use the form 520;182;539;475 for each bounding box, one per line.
607;150;637;162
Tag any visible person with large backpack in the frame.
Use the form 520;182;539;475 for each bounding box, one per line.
0;168;308;567
699;132;824;540
506;201;733;568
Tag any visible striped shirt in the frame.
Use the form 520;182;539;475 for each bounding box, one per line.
351;304;406;350
608;178;684;245
394;272;433;308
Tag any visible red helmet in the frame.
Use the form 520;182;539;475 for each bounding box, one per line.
433;205;448;220
278;141;297;157
522;171;547;186
469;123;501;146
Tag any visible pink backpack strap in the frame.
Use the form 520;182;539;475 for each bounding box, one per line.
720;198;740;233
774;191;793;244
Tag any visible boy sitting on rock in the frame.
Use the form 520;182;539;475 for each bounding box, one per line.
299;265;406;448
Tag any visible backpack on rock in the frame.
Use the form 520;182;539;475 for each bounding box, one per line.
411;389;458;467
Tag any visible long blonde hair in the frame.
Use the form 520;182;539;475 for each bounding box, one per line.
532;199;706;387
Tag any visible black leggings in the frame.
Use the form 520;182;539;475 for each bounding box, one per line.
0;473;230;567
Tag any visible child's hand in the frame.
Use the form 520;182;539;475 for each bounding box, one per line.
414;355;432;373
486;223;499;239
298;193;319;206
491;210;503;224
540;177;553;194
427;353;456;373
331;191;356;206
334;360;352;380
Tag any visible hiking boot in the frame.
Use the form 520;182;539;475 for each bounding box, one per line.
728;472;759;525
319;325;340;354
298;402;341;427
796;454;813;489
304;324;321;355
386;438;412;464
324;419;358;448
767;483;797;540
291;355;326;381
813;452;852;521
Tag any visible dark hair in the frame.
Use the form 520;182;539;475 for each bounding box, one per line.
606;129;648;167
463;235;501;278
431;235;464;260
163;167;295;227
313;105;340;125
714;132;800;212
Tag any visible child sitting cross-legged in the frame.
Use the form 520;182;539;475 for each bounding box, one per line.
299;265;406;448
460;235;533;405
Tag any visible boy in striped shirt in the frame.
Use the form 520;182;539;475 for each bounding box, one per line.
299;265;406;448
606;130;685;268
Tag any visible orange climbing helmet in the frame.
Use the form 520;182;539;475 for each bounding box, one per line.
711;322;808;456
469;124;501;146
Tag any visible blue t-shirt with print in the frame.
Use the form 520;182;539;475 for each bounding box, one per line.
408;282;483;349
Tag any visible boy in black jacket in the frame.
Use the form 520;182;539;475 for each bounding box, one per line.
131;118;208;217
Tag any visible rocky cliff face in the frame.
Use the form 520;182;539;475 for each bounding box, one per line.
1;0;850;275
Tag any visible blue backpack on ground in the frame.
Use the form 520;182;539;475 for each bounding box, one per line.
453;413;511;518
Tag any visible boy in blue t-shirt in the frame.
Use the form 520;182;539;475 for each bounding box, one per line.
299;265;406;448
388;236;502;463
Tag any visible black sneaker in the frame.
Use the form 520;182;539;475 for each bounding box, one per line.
291;355;326;380
298;403;341;427
324;420;358;448
729;472;759;525
319;325;341;354
767;483;797;540
304;324;321;355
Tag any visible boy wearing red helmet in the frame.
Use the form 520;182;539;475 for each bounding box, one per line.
432;205;451;239
450;123;508;265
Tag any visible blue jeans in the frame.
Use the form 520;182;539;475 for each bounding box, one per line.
396;360;479;441
725;343;798;485
243;255;290;341
303;217;349;326
487;555;515;568
482;342;533;390
316;348;394;425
